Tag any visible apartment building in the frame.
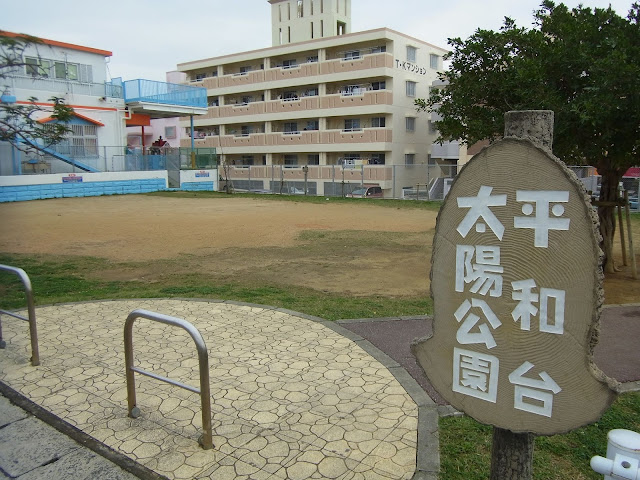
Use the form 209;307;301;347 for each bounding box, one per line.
176;0;448;196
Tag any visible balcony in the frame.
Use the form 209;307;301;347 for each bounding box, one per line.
7;74;123;98
187;52;393;90
190;89;392;123
431;141;461;160
184;127;392;149
124;79;207;118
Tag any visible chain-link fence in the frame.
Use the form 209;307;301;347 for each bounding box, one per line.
218;163;460;200
0;143;217;176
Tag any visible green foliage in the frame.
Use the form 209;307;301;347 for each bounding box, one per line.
417;1;640;262
0;31;73;151
420;2;640;176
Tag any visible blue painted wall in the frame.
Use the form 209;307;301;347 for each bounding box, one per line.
0;178;213;202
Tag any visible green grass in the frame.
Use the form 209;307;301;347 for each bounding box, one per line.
0;253;431;321
145;189;444;212
440;392;640;479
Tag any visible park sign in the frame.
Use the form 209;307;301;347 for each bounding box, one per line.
412;136;617;435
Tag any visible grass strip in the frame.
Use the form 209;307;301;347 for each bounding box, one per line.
439;392;640;480
0;253;431;321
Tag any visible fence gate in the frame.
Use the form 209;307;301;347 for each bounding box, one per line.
166;151;180;189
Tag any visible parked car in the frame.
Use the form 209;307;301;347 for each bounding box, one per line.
346;185;384;198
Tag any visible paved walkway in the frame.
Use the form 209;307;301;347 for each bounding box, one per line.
0;300;436;480
1;300;636;480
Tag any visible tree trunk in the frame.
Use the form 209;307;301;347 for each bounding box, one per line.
490;428;534;480
598;169;623;273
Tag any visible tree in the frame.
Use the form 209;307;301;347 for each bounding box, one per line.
417;2;640;271
0;31;73;153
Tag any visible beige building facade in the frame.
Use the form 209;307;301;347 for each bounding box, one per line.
177;0;449;196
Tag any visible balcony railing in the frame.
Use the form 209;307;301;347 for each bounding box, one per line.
7;75;123;98
124;79;207;108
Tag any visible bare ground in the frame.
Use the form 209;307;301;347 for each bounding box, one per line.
0;194;638;303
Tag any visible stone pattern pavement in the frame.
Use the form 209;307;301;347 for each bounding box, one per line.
0;300;420;480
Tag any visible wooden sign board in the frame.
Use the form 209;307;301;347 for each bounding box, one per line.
412;138;617;435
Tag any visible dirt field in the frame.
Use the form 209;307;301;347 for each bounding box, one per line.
0;194;638;303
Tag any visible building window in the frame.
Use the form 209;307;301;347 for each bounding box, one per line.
406;117;416;132
282;59;298;69
307;55;318;63
371;117;386;128
371;81;386;90
165;126;177;139
54;124;99;158
25;57;52;77
342;84;364;96
195;73;206;81
297;0;303;17
26;56;91;82
284;122;299;134
372;46;386;53
283;91;299;101
407;46;417;63
343;50;360;60
284;154;299;167
241;155;255;166
344;118;361;132
370;153;386;165
303;87;318;97
239;66;251;74
430;54;439;69
305;120;319;130
406;81;417;97
405;153;415;165
428;120;438;134
308;154;320;165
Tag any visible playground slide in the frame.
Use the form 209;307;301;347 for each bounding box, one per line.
21;138;100;173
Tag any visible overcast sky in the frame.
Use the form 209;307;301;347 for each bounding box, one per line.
2;0;634;82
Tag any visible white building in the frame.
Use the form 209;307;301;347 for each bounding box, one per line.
176;0;451;196
1;32;126;174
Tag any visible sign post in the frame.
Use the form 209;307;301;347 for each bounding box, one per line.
413;110;617;479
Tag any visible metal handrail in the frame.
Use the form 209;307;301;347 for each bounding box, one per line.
124;309;213;450
0;264;40;366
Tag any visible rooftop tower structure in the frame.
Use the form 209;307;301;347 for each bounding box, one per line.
269;0;351;45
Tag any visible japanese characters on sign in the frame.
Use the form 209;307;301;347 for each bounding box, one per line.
452;185;568;418
412;138;616;435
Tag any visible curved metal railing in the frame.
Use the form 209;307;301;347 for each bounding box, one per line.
0;264;39;366
124;309;213;449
